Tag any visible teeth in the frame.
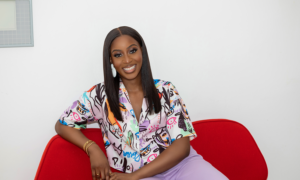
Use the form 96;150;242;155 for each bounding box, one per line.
123;65;136;71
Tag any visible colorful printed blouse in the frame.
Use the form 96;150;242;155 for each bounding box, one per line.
58;79;197;173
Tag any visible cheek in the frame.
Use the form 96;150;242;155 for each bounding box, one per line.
135;55;143;70
137;53;143;62
113;61;123;70
132;51;143;63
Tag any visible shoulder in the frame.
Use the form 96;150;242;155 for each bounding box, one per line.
85;81;105;92
83;81;106;99
154;79;176;90
80;81;107;106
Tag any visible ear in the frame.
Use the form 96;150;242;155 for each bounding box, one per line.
110;58;112;64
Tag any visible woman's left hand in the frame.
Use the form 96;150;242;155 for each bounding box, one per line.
109;172;139;180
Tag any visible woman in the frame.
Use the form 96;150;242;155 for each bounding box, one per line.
55;26;229;180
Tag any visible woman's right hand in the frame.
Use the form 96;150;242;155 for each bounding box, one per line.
88;144;112;180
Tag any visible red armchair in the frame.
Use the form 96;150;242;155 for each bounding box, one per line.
35;119;268;180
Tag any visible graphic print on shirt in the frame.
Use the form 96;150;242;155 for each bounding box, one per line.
59;100;92;129
95;84;105;105
162;87;173;117
58;79;197;173
152;127;171;154
168;84;195;137
104;99;123;139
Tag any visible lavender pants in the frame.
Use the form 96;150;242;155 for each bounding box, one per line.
140;146;229;180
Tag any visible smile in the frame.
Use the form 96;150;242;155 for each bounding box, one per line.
123;65;136;73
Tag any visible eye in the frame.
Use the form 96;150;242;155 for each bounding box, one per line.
114;53;122;58
129;48;137;54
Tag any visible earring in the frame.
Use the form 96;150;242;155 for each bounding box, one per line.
111;63;116;77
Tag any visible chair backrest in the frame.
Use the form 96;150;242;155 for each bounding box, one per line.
35;119;268;180
190;119;268;180
34;129;122;180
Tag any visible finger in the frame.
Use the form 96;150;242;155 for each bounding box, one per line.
110;174;115;180
95;169;101;180
105;169;110;180
109;173;115;179
100;169;105;180
92;168;96;180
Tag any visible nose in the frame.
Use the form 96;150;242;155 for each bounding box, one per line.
123;54;131;64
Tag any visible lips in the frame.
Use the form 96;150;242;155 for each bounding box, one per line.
123;64;136;73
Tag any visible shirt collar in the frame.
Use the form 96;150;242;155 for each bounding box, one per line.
119;77;125;89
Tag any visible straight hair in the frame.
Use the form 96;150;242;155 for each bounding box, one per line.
102;26;161;122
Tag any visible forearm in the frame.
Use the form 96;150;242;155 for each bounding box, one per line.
54;120;102;154
133;137;190;179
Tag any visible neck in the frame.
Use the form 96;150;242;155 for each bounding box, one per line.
121;72;143;93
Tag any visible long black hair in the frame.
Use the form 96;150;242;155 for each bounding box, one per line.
103;26;161;121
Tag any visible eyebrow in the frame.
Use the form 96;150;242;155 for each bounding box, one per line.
111;44;138;53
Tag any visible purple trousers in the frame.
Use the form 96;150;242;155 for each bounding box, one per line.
141;146;229;180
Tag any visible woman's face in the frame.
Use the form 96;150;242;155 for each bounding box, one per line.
110;35;143;81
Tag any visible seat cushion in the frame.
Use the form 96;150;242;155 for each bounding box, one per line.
190;119;268;180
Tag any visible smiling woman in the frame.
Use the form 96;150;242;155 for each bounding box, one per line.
55;26;229;180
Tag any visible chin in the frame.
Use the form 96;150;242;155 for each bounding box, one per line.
120;73;139;80
119;69;142;81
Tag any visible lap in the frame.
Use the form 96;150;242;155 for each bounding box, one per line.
140;146;229;180
173;155;229;180
140;177;162;180
140;155;228;180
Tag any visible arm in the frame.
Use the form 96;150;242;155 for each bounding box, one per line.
55;120;92;150
55;120;112;180
55;86;111;180
134;137;190;179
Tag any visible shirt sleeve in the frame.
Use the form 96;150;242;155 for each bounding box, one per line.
58;91;96;130
166;82;197;143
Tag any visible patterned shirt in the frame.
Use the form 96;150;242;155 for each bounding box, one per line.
59;79;197;173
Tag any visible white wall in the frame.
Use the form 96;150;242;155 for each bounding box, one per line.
0;0;299;179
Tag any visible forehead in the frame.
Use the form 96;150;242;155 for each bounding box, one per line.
110;35;139;50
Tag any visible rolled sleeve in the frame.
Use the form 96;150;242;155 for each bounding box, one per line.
166;82;197;143
59;91;95;130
